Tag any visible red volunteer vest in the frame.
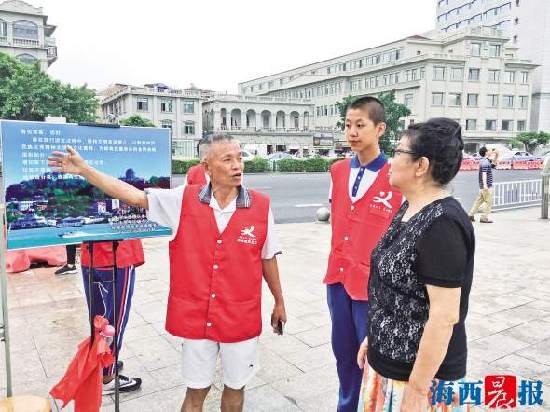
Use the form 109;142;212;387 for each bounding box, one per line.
186;164;207;185
166;185;269;343
324;159;402;300
80;239;144;268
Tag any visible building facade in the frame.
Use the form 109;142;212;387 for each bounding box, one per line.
0;0;57;70
99;83;204;158
202;94;314;156
239;27;537;152
436;0;550;132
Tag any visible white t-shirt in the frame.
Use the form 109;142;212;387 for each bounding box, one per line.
146;185;281;259
329;155;386;203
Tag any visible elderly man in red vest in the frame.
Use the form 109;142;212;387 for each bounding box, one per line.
49;133;287;412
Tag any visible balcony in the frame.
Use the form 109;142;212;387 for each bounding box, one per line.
47;46;57;63
12;38;40;47
0;36;7;45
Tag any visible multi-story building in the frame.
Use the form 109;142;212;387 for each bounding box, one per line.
99;83;204;158
202;94;314;156
239;27;537;152
436;0;550;131
0;0;57;70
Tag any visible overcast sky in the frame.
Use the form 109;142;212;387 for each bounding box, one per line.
37;0;436;93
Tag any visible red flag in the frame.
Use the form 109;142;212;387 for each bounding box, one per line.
50;316;114;412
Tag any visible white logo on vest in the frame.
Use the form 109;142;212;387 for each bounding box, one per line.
373;191;393;209
237;226;257;245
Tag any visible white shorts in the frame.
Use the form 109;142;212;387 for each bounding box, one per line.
180;337;260;390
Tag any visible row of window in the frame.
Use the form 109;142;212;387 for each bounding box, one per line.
438;1;511;23
245;49;403;94
0;19;39;39
136;97;195;114
316;105;340;117
160;120;196;134
433;66;528;83
463;118;526;131
431;92;528;109
442;16;511;33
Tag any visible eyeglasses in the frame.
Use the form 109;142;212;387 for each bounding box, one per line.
391;148;418;157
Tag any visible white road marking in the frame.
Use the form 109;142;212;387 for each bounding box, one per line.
294;203;324;208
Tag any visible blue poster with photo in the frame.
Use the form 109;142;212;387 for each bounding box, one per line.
0;120;172;250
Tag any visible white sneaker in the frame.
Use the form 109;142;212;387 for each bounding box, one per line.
103;375;142;395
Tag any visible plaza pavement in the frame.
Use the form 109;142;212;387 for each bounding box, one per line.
1;207;550;411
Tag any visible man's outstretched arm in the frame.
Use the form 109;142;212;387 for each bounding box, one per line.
48;146;149;209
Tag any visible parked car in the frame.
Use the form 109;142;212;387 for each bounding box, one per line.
267;152;294;162
241;150;255;160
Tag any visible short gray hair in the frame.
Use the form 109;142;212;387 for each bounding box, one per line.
199;133;239;160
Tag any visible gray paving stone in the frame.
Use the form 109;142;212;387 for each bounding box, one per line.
3;207;550;409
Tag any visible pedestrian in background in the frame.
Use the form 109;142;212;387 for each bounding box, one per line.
468;147;494;223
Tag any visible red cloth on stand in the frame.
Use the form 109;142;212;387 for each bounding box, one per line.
50;316;114;412
6;246;67;273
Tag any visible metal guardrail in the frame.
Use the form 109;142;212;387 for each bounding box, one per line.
493;179;543;210
543;173;549;219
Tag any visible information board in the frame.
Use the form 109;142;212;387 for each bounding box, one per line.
0;120;172;250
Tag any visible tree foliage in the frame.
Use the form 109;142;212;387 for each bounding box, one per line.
119;114;156;127
0;52;98;122
509;131;550;153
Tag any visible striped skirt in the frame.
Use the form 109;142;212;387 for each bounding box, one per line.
358;365;471;412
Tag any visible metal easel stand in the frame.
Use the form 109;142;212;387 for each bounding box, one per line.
0;202;13;397
87;240;121;411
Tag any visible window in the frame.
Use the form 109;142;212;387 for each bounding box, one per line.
13;20;38;40
184;121;195;135
404;94;414;108
136;97;148;111
161;120;172;130
489;44;502;57
17;53;37;65
420;67;425;79
504;71;516;83
487;94;499;107
517;120;526;131
485;119;497;131
503;95;514;108
466;119;477;130
451;67;464;81
502;120;514;131
521;71;529;84
519;95;528;109
432;92;444;106
448;93;462;106
471;42;481;56
488;70;500;83
0;20;6;37
467;93;479;107
433;66;446;80
468;68;480;81
412;68;418;80
183;101;194;114
160;99;173;112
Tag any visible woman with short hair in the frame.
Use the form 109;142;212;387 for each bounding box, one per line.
357;118;475;411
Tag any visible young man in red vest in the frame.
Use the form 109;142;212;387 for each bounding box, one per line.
324;96;402;411
48;133;286;412
80;239;144;393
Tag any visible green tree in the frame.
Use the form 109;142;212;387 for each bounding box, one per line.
509;131;550;153
0;52;98;122
119;114;156;127
335;90;410;154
